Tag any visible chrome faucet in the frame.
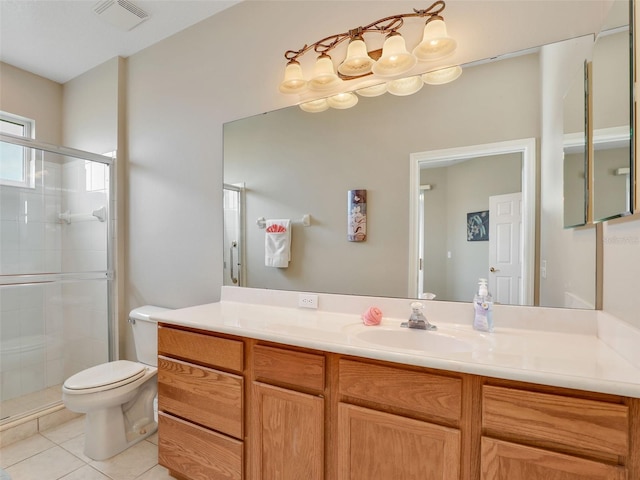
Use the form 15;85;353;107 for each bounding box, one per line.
401;302;437;330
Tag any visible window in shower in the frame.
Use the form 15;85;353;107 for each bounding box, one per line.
0;112;35;188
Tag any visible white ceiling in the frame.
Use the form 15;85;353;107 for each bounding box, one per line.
0;0;241;84
0;0;626;87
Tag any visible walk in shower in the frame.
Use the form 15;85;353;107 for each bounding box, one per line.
0;134;115;425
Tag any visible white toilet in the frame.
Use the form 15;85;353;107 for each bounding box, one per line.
62;305;169;460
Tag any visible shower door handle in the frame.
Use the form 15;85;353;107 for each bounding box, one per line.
230;242;239;284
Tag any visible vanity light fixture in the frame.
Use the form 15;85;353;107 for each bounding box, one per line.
278;1;460;112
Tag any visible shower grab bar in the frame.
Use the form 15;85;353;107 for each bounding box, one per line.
59;206;106;224
257;214;311;229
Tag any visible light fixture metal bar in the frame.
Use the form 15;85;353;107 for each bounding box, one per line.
283;0;446;62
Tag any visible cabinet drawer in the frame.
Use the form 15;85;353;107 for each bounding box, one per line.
159;412;243;480
482;385;629;459
158;325;243;373
480;437;626;480
338;359;462;421
158;356;243;439
253;344;325;393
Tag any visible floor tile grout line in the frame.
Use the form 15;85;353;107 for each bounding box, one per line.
1;419;164;480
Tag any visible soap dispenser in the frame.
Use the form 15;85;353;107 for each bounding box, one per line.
473;278;493;332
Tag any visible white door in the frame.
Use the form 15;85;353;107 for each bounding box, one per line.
489;192;522;304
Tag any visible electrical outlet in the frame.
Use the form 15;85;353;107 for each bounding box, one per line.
298;293;318;309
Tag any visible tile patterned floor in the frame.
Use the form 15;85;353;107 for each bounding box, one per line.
0;417;172;480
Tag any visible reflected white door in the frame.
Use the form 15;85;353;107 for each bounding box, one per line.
488;192;522;304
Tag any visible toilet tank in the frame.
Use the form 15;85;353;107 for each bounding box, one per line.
129;305;171;367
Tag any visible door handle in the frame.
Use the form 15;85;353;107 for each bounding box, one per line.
490;267;499;273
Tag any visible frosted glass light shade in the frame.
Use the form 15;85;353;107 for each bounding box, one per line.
327;92;358;109
387;76;424;96
371;34;417;77
355;81;388;97
413;19;457;61
300;98;330;113
279;61;308;94
308;54;341;91
338;38;375;77
422;65;462;85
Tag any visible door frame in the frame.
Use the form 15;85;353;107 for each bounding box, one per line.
408;138;536;305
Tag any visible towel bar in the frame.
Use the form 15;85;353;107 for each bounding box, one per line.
257;215;311;229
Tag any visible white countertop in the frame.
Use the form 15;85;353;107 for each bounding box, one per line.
152;297;640;398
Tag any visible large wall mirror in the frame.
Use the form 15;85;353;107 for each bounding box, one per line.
223;0;633;309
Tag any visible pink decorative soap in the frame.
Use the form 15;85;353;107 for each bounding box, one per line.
361;306;383;326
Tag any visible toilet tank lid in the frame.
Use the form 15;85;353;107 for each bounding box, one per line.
129;305;171;323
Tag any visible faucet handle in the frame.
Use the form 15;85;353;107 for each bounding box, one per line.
402;301;437;330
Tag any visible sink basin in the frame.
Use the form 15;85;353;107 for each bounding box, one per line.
351;328;473;353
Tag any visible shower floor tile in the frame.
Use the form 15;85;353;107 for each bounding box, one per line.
0;385;62;423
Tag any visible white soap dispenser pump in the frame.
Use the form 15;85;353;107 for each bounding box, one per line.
473;278;493;332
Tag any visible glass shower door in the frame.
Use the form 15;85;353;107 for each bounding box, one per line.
0;134;114;424
223;184;244;287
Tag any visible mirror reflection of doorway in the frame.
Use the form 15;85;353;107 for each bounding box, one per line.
409;139;536;305
223;184;244;287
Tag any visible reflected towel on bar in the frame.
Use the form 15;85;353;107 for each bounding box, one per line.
265;219;291;268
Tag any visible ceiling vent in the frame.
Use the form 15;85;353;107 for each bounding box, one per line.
93;0;149;31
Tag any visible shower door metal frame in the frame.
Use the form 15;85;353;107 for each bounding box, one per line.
0;132;118;361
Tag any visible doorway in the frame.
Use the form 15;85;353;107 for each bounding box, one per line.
409;138;536;305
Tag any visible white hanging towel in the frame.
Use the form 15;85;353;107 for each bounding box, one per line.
265;219;291;268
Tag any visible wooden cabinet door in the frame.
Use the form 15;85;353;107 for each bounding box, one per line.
251;382;324;480
337;403;460;480
481;437;626;480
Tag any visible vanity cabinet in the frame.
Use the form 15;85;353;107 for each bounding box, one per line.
156;324;640;480
157;326;245;480
480;384;631;480
250;344;325;480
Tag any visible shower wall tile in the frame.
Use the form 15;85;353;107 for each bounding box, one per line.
0;189;19;221
20;348;45;371
20;191;45;223
18;284;44;309
0;308;21;341
1;370;21;402
19;221;45;251
45;358;64;387
19;250;45;274
0;287;21;311
0;220;20;251
20;364;45;396
20;309;45;338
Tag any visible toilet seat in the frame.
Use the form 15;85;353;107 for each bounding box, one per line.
63;360;147;394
